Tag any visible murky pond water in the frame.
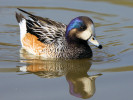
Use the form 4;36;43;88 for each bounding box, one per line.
0;0;133;100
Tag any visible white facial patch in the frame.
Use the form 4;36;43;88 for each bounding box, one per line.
77;24;94;40
90;24;95;36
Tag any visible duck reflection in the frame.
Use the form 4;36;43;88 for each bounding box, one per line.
19;49;102;99
66;71;101;99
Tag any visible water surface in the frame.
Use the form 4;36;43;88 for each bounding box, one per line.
0;0;133;100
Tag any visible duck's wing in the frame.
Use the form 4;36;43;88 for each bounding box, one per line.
16;8;66;44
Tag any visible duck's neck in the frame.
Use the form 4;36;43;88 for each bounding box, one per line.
66;36;87;46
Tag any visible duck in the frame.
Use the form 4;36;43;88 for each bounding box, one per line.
16;8;102;59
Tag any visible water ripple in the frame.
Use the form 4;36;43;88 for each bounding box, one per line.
0;6;117;17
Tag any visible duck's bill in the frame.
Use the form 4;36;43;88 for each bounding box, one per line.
88;36;102;49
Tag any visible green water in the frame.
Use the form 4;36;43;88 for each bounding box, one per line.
0;0;133;100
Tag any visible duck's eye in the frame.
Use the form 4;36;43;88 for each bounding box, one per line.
79;25;87;31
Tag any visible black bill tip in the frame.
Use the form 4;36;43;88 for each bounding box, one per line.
98;45;103;49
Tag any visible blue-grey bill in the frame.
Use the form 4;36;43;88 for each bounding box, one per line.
88;36;102;49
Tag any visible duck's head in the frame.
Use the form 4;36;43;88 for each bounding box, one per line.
66;16;102;49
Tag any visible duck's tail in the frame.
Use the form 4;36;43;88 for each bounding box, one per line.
16;12;27;46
